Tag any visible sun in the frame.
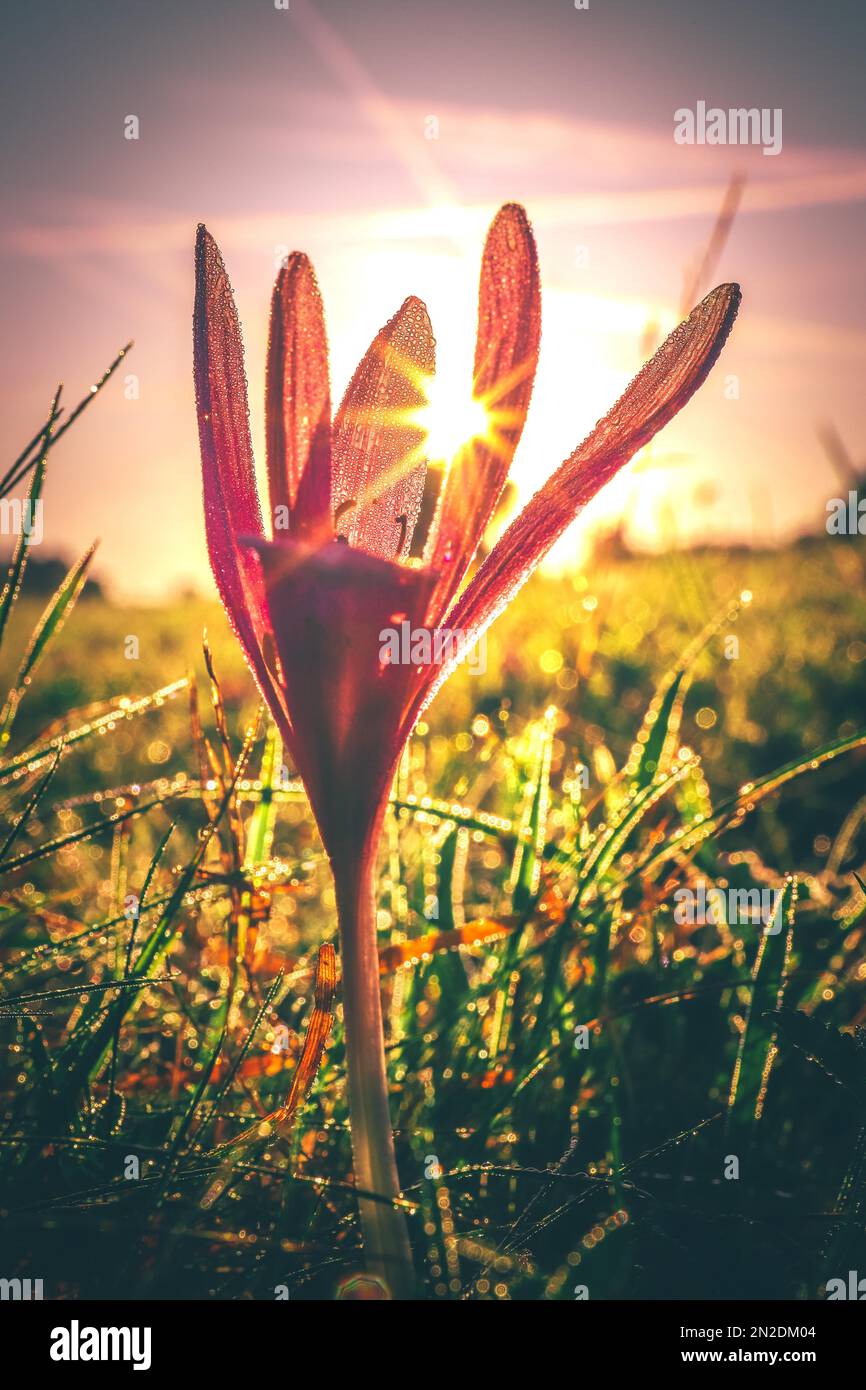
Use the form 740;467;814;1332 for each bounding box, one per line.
414;372;493;466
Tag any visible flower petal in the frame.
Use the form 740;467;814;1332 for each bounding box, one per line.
425;203;541;613
244;535;436;855
416;281;741;716
331;296;435;561
265;252;332;541
194;225;294;743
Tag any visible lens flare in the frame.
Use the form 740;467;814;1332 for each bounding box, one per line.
414;373;492;465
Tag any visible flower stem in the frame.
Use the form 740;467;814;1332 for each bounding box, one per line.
333;825;416;1299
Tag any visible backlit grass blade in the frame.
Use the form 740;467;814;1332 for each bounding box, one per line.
198;969;287;1146
431;823;470;933
243;721;282;871
155;1024;228;1207
577;756;694;902
0;743;63;862
509;707;555;915
217;944;335;1150
627;592;748;791
391;794;513;843
771;1008;866;1098
0;344;132;499
628;727;866;887
726;877;797;1132
201;946;335;1211
0;680;189;785
0;540;98;749
629;667;686;792
104;823;177;1118
0;400;64;501
47;727;258;1104
0;433;53;648
0;796;162;875
4;883;219;982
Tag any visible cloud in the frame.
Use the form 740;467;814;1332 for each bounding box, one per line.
5;94;866;273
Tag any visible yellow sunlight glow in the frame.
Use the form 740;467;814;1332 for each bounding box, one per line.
415;373;493;465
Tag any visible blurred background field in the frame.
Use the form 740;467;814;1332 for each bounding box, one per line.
4;533;865;867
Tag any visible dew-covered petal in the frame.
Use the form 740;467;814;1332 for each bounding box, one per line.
244;535;436;856
426;203;540;612
265;252;332;541
193;225;294;743
331;296;435;561
414;282;741;718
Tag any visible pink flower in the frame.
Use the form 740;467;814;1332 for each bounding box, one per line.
194;204;740;1296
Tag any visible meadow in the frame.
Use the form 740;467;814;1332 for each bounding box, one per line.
2;512;866;1300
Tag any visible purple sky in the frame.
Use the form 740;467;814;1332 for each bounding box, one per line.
2;0;865;598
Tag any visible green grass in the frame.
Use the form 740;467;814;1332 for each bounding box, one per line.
2;528;866;1300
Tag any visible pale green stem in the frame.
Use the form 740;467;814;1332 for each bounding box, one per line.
333;823;416;1299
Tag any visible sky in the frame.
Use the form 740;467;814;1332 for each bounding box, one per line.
1;0;865;600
